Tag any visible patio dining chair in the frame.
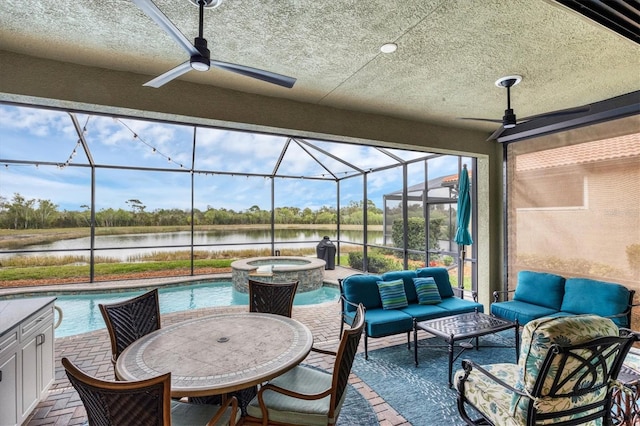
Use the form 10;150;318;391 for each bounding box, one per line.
248;279;299;318
243;303;365;426
62;357;239;426
455;315;639;426
99;288;161;378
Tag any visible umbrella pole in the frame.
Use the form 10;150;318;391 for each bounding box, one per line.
458;245;466;289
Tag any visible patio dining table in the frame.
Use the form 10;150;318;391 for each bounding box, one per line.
115;311;313;398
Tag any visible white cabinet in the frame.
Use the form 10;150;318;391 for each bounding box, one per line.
0;330;19;426
0;297;56;426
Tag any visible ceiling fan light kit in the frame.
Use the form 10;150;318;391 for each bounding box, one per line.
132;0;296;88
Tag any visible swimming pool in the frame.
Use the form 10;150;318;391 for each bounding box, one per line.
45;282;339;337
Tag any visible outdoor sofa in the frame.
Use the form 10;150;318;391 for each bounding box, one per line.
339;267;483;359
490;270;636;328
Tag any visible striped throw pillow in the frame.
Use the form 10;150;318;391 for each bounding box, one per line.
377;279;408;310
414;277;442;305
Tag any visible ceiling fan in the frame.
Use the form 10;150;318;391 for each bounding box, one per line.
132;0;296;89
460;75;590;141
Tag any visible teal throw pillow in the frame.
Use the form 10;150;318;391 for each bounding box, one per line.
376;279;408;310
413;277;442;305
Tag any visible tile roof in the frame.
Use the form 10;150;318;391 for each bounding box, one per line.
442;170;472;185
516;133;640;172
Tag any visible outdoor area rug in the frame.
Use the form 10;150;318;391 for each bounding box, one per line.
338;381;379;425
298;364;378;425
352;331;517;426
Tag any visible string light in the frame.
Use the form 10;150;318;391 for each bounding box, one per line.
114;118;185;170
62;140;82;167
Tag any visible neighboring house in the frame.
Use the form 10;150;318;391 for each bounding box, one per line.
510;133;640;291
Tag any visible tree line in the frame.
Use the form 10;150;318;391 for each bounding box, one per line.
0;193;386;229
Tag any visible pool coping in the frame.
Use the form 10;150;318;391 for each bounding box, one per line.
0;271;347;300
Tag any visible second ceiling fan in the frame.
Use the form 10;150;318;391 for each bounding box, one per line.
132;0;296;89
461;75;590;141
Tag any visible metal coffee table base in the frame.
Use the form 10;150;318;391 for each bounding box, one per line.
413;312;519;387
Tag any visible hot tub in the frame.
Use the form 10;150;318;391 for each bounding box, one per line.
231;256;326;293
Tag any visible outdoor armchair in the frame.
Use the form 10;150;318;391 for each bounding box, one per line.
455;315;638;426
62;357;239;426
244;303;365;426
99;288;161;378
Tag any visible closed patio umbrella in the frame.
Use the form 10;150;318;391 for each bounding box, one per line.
454;164;473;289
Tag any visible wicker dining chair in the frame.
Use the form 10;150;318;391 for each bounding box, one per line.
62;357;239;426
244;303;365;426
99;288;161;377
248;279;299;318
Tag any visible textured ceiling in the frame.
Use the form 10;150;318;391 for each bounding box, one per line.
0;0;638;137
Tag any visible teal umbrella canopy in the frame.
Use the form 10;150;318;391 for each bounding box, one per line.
455;165;473;247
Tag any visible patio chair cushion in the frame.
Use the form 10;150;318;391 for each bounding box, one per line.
170;400;239;426
511;315;619;424
377;279;409;309
415;267;454;298
245;364;343;426
341;274;382;312
454;363;521;426
512;271;565;311
624;347;640;373
413;277;442;305
559;278;632;327
381;270;419;303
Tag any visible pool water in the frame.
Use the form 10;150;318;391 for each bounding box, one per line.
49;282;339;337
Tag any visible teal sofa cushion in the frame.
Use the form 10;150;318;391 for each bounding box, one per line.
381;270;418;303
560;278;631;327
362;308;414;337
341;274;382;312
490;300;557;325
400;304;449;322
513;271;565;310
415;267;454;298
377;279;409;310
437;297;484;314
413;277;442;305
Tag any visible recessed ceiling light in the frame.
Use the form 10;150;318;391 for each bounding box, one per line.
380;43;398;54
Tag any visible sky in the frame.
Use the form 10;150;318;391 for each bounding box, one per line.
0;104;469;212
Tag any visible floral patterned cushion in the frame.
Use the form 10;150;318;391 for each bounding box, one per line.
454;364;521;426
511;315;619;424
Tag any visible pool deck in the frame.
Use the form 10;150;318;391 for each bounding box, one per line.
15;266;412;426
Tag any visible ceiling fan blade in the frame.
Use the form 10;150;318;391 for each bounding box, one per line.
519;105;591;122
211;60;296;88
486;125;505;141
458;117;504;124
143;61;192;88
132;0;199;57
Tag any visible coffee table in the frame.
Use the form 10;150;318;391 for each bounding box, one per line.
414;311;519;387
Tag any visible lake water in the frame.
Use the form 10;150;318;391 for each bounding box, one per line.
2;229;383;260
